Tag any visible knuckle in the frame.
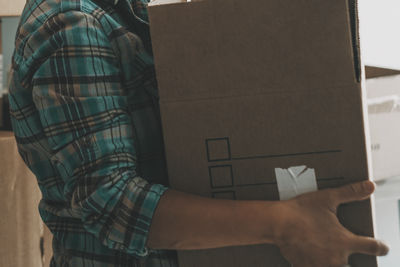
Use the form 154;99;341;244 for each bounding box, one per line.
328;255;348;267
360;181;369;192
343;232;355;245
319;193;337;211
349;184;360;195
326;190;336;202
325;188;339;203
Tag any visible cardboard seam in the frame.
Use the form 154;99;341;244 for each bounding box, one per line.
159;83;361;104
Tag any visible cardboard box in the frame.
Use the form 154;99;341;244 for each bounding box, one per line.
0;131;43;267
0;0;26;17
148;0;375;266
366;66;400;181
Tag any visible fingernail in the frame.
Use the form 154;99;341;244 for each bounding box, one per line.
379;241;390;256
363;180;375;194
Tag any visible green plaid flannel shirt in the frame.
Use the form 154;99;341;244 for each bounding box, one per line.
8;0;178;266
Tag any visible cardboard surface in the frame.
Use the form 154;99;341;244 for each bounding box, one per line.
0;0;26;17
0;131;44;267
366;68;400;181
148;0;376;266
43;225;53;267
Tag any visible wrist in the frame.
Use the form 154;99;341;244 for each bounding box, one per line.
269;201;290;244
249;200;288;245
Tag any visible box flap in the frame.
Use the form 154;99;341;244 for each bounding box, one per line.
365;66;400;79
149;0;358;102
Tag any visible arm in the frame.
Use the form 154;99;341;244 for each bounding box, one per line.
148;182;389;266
148;189;282;249
30;11;167;257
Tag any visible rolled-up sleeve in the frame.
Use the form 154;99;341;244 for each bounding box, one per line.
30;10;167;257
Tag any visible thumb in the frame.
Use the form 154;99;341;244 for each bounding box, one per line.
330;180;375;206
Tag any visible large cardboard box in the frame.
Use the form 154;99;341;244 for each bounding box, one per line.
148;0;375;266
43;225;54;267
366;66;400;181
0;131;43;267
0;0;26;17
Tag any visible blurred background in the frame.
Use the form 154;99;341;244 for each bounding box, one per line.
359;0;400;70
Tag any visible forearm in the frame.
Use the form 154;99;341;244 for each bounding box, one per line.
147;189;282;250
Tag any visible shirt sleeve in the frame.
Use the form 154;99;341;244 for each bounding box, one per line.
30;11;168;257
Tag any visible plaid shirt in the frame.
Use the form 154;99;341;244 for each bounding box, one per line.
8;0;178;266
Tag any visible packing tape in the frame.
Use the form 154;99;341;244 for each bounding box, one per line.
275;165;318;200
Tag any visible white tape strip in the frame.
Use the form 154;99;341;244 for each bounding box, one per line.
275;165;318;200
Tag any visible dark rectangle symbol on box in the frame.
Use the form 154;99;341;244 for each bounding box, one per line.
209;165;234;188
206;137;232;162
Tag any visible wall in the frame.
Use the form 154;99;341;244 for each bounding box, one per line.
359;0;400;69
1;17;19;93
374;179;400;267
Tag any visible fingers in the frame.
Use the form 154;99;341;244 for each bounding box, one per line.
350;236;389;256
329;181;375;206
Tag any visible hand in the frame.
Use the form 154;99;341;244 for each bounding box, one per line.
275;181;389;267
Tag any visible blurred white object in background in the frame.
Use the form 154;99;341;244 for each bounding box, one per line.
359;2;400;265
359;0;400;70
375;178;400;267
